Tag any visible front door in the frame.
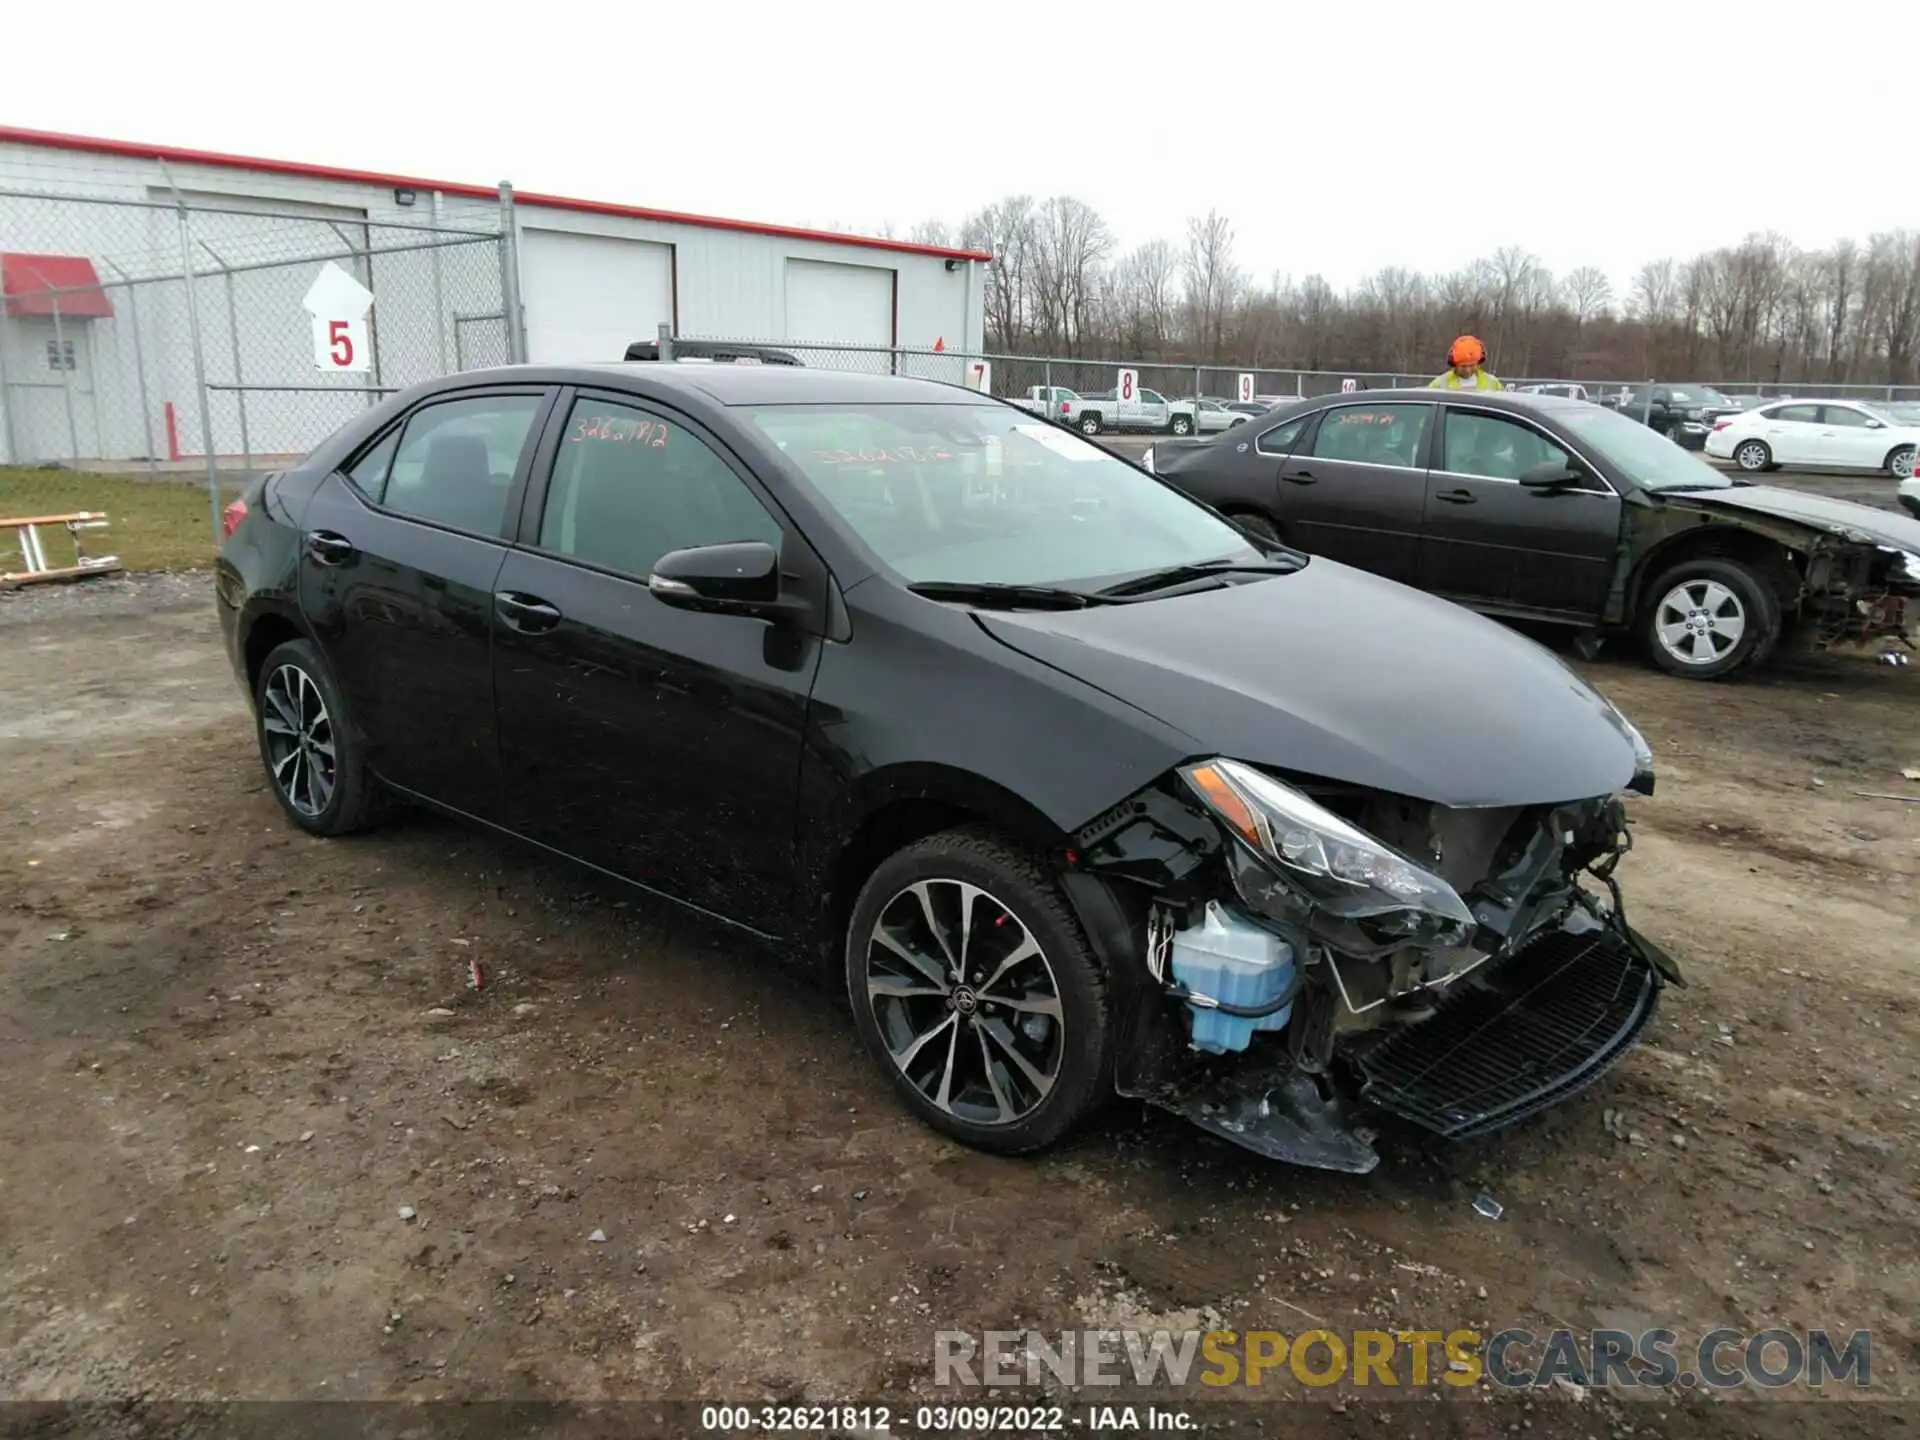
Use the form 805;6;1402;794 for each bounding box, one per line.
1418;407;1619;618
491;389;825;935
298;387;550;815
1813;404;1890;470
1272;401;1433;583
1755;403;1823;464
1136;389;1171;431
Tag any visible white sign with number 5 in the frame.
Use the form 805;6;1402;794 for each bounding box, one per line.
302;261;375;374
1237;373;1256;404
1117;367;1139;414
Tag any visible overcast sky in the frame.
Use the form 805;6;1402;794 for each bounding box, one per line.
8;1;1908;292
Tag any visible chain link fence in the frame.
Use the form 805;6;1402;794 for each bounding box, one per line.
674;334;1920;411
0;187;511;480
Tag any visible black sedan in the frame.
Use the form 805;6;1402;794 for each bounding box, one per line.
217;363;1671;1174
1145;389;1920;679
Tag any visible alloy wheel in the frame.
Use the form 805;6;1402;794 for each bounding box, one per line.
261;663;337;816
1735;441;1769;471
1653;579;1747;667
863;879;1064;1127
1892;448;1916;480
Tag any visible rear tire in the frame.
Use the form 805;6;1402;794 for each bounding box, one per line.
1887;445;1915;481
1639;557;1782;681
1078;413;1103;436
1732;439;1772;472
845;828;1112;1156
254;637;385;836
1170;415;1194;437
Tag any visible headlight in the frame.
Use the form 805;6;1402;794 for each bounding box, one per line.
1141;446;1156;473
1182;759;1475;944
1887;547;1920;584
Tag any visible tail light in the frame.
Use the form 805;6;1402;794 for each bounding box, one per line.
221;497;248;538
1711;420;1732;432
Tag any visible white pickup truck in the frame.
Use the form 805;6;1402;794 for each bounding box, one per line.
1066;387;1198;437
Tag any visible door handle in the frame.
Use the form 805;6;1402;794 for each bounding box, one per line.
1434;488;1477;505
494;591;562;633
1282;469;1317;485
305;530;355;564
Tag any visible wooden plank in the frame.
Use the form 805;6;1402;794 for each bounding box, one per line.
0;561;125;590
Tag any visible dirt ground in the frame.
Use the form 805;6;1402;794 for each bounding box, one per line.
1;575;1917;1438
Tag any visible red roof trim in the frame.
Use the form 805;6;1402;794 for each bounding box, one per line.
0;125;993;264
1;252;114;318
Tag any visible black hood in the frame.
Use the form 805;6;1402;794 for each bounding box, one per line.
976;560;1641;808
1662;486;1920;553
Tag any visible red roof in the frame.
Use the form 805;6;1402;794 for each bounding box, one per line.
0;125;993;265
1;252;113;318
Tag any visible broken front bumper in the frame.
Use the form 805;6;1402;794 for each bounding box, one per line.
1142;918;1667;1174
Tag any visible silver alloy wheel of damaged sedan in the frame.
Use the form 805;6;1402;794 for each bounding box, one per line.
1733;439;1772;472
864;878;1065;1127
261;662;337;817
1652;578;1747;668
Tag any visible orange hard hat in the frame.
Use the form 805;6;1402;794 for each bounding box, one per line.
1448;335;1487;367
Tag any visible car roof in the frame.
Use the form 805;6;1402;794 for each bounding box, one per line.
1284;387;1588;413
435;361;995;408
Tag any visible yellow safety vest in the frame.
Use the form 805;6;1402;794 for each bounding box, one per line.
1429;369;1503;391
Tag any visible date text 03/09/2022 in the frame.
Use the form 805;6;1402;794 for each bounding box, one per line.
698;1403;1194;1432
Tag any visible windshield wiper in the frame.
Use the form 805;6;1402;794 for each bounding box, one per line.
1096;558;1302;598
907;580;1116;610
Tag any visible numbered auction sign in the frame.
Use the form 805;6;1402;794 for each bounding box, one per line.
1341;377;1359;393
1237;373;1256;404
1117;368;1139;413
967;360;993;394
302;262;375;374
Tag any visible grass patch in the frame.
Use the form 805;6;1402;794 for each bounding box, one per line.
1;468;240;575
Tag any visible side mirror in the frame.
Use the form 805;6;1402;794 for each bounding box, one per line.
1519;462;1583;490
649;540;800;619
1866;419;1885;430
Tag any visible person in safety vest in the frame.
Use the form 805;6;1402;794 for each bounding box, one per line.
1430;336;1502;390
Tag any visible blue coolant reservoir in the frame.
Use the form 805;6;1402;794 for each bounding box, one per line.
1168;902;1297;1055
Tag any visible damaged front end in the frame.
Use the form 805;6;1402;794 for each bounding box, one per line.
1067;757;1679;1174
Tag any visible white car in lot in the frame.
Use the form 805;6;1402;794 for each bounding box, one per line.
1706;398;1919;479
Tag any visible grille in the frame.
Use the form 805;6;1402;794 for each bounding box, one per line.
1355;926;1659;1139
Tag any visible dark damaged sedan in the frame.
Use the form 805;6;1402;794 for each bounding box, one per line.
216;363;1676;1173
1146;390;1920;679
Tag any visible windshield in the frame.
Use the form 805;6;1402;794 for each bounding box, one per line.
1665;386;1731;406
1556;404;1732;490
751;403;1262;587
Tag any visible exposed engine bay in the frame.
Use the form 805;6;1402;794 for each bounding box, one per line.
1065;761;1681;1173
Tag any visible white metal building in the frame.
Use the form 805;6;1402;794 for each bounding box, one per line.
0;125;988;466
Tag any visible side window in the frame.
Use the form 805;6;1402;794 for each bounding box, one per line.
381;394;543;533
346;428;400;501
1141;390;1166;405
1820;406;1871;428
1255;417;1307;456
539;397;781;578
1773;404;1821;424
1308;404;1430;470
1443;411;1570;481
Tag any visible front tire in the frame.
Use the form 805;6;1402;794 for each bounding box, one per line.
1733;438;1772;472
1887;445;1916;481
1078;413;1103;436
1232;512;1282;544
254;637;384;836
1639;557;1782;680
845;828;1112;1155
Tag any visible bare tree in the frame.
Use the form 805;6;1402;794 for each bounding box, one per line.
1182;210;1241;361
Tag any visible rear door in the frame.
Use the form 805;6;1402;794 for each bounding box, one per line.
490;388;826;934
1419;406;1619;618
1272;401;1433;582
1813;404;1888;469
1756;402;1823;464
298;386;551;816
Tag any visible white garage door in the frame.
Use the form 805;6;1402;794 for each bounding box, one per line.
521;230;674;363
783;259;893;346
